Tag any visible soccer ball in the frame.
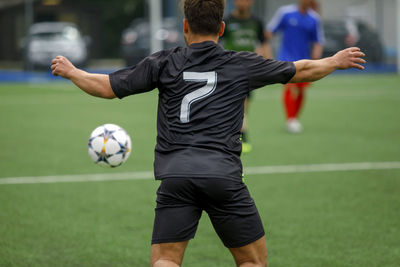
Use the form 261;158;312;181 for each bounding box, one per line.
88;124;132;167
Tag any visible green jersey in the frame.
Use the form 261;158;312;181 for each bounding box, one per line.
221;14;266;52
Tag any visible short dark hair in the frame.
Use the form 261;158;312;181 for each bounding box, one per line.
182;0;225;35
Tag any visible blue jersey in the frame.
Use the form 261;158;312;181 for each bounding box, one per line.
267;4;324;61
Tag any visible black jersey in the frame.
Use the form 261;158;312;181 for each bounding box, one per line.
109;41;295;180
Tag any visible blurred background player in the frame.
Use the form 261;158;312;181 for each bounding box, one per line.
221;0;271;152
266;0;324;133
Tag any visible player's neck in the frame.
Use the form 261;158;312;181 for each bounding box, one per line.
185;34;219;46
233;9;250;19
299;5;309;14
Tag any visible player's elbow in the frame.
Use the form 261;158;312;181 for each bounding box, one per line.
89;87;116;99
99;84;117;99
291;61;314;83
102;94;116;99
288;70;313;83
101;89;117;99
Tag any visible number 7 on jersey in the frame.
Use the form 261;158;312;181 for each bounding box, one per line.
180;71;217;123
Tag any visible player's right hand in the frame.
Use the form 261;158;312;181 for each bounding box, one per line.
51;56;76;79
333;47;366;70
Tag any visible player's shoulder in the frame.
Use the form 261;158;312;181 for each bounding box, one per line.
268;4;297;30
144;46;185;68
276;4;298;16
153;46;185;59
307;9;322;22
161;46;185;56
234;50;254;57
232;50;264;62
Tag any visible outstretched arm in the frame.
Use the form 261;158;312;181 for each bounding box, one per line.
51;56;116;99
289;47;366;83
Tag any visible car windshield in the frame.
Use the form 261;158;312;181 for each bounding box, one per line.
31;26;80;41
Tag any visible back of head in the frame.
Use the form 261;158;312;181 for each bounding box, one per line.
182;0;225;35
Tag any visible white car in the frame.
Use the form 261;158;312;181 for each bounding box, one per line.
23;22;89;70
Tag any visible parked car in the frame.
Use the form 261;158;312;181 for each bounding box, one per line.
322;19;383;63
121;18;185;66
23;22;89;70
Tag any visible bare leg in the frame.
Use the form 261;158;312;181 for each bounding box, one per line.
229;236;267;267
150;241;189;267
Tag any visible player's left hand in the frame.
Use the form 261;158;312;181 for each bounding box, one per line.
51;56;76;79
333;47;366;70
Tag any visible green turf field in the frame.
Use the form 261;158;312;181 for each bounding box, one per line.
0;74;399;266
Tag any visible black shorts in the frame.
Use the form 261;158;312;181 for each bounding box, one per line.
151;177;265;248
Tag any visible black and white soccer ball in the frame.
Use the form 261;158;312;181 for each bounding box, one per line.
88;124;132;167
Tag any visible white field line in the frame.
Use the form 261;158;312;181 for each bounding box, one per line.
0;161;399;185
244;162;400;175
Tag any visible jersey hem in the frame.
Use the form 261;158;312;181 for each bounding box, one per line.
154;173;242;181
152;236;195;245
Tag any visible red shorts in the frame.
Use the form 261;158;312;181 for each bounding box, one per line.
285;82;311;90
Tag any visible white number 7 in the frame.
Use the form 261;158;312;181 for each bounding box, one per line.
180;71;217;123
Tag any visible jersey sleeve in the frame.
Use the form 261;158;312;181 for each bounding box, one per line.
309;10;325;44
312;17;325;44
239;52;296;90
267;6;285;33
109;51;164;99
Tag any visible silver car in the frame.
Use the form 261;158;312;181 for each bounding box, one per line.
23;22;89;70
121;18;185;66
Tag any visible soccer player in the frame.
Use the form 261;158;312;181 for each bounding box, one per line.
221;0;272;153
51;0;365;266
266;0;325;133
